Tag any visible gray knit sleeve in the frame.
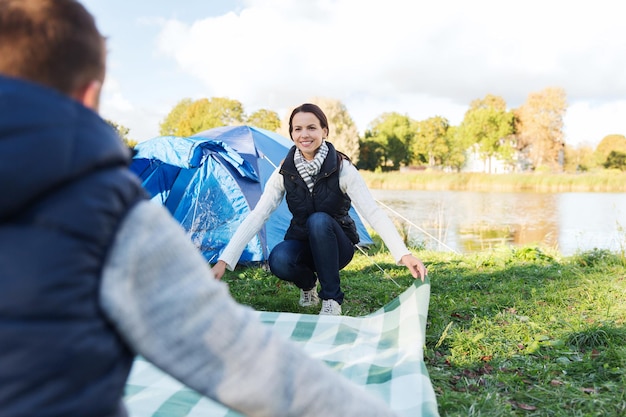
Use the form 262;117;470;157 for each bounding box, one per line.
100;201;398;417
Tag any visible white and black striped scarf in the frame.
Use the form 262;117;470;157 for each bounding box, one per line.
294;141;329;192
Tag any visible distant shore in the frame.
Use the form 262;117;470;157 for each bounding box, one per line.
360;170;626;192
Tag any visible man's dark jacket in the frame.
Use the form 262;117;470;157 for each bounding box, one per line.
0;75;145;417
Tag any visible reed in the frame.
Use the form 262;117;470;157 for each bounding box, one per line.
360;170;626;192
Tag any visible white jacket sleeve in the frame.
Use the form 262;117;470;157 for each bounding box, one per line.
100;201;398;417
340;162;411;263
218;167;285;269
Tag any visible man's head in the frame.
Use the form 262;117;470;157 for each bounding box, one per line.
0;0;105;109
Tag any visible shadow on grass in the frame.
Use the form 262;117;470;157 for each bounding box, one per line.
417;247;626;416
223;245;626;415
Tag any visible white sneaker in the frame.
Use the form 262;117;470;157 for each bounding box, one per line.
299;286;319;307
320;299;342;316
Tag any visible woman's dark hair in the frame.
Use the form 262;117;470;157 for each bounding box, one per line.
288;103;329;139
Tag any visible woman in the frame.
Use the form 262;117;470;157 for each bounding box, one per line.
212;103;427;315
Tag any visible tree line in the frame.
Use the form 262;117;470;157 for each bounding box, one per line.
112;87;626;173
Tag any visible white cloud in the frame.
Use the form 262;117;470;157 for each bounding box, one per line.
564;100;626;146
102;77;134;112
100;76;163;141
142;0;626;145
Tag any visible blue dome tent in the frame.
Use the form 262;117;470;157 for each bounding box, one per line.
130;125;373;263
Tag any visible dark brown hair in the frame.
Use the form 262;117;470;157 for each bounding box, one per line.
288;103;330;139
0;0;105;95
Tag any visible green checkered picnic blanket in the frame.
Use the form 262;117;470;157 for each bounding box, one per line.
125;280;440;416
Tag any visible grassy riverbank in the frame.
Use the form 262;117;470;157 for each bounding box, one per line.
360;170;626;192
224;240;626;416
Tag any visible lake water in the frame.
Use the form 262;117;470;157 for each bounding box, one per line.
369;189;626;256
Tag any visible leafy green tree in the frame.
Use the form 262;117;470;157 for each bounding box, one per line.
515;87;567;171
442;125;466;171
363;113;414;170
603;150;626;170
412;116;449;167
594;134;626;166
470;94;507;112
106;119;137;148
246;109;281;131
357;139;385;171
457;94;516;173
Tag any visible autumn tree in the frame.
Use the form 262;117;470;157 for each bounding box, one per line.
106;119;137;148
246;109;281;132
362;112;414;170
175;99;212;136
515;87;567;171
159;97;245;137
159;98;192;136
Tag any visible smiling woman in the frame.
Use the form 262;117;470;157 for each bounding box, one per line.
291;111;327;160
212;103;427;316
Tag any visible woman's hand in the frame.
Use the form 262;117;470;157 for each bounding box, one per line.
211;260;227;281
400;254;428;282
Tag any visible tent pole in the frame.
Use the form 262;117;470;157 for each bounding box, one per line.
355;244;401;288
375;199;459;254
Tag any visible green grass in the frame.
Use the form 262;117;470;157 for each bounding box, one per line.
223;239;626;416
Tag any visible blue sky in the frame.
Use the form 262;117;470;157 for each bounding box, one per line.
81;0;626;147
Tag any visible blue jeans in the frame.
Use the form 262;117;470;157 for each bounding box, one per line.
268;212;355;304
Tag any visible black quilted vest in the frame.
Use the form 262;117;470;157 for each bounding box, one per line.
279;142;359;244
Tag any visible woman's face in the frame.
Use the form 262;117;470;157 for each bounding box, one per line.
291;111;328;160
